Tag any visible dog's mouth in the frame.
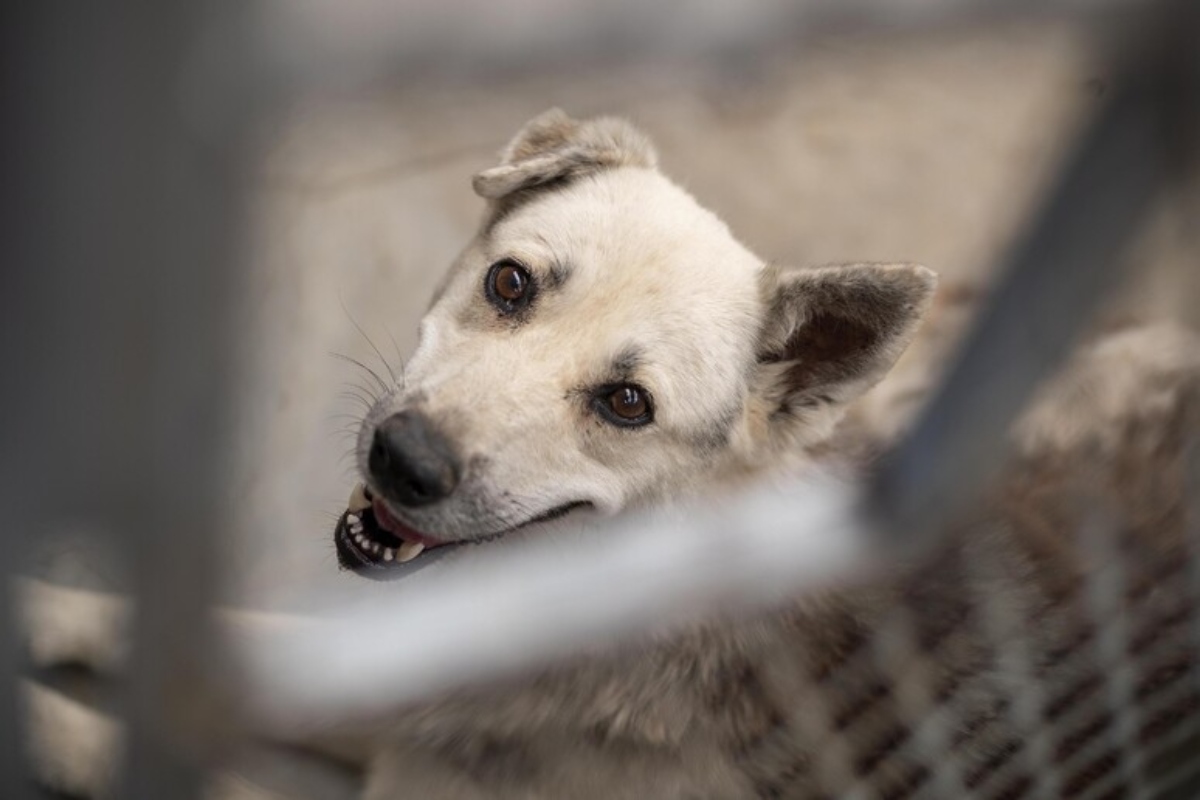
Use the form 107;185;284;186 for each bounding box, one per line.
334;483;591;581
334;484;446;580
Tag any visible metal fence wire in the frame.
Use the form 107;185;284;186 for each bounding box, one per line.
3;1;1199;798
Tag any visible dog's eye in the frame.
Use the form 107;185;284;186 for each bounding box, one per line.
610;386;647;419
594;384;654;427
485;260;534;313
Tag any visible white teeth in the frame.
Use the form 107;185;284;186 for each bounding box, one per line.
383;548;395;562
348;517;363;533
354;533;366;546
370;542;381;554
347;483;371;513
397;540;425;563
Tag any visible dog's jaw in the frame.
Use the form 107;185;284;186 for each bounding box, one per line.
333;482;595;581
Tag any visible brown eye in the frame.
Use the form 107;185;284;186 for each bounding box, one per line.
493;264;526;300
610;386;646;418
594;383;654;427
485;260;534;312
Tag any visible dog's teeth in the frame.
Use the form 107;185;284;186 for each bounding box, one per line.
398;541;425;563
383;548;395;562
347;483;372;513
354;533;366;546
348;518;363;533
370;542;381;554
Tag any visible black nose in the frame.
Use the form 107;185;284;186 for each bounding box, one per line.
368;411;461;507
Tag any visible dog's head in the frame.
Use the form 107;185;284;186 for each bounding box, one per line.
335;109;935;578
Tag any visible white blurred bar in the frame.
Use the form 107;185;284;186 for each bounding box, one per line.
238;477;877;726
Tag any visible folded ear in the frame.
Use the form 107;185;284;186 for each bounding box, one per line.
754;263;937;437
472;108;657;201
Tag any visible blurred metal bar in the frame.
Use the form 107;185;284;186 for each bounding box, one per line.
3;5;78;797
238;479;874;726
1082;713;1200;800
787;680;859;798
870;8;1182;537
3;1;258;797
986;615;1193;799
971;563;1062;799
260;0;1136;87
1188;438;1200;706
1081;510;1149;794
861;608;971;797
0;568;26;797
111;5;259;798
1150;760;1200;800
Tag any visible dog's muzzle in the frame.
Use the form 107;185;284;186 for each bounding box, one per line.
334;483;457;581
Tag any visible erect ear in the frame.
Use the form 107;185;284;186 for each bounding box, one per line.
472;108;657;201
755;263;937;428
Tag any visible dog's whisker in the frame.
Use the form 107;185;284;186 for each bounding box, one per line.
324;417;364;429
339;294;400;387
385;327;408;389
329;431;362;448
351;379;382;401
347;376;387;403
338;388;376;411
331;351;390;394
337;380;376;398
342;390;378;412
338;400;373;416
317;510;343;525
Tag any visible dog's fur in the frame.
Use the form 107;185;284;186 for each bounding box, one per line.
20;111;1200;799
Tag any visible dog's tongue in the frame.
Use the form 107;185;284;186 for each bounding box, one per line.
371;496;441;550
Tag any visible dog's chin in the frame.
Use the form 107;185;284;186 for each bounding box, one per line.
333;484;592;582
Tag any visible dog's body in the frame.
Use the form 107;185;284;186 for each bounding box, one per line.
21;111;1200;799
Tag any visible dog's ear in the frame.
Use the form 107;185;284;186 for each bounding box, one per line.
472;108;657;200
754;263;936;437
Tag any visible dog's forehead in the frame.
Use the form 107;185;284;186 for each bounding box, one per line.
490;168;762;299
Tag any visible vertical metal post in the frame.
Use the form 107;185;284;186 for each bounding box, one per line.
111;5;258;798
2;2;258;796
2;5;78;797
871;21;1175;539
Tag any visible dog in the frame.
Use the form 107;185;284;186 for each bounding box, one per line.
331;108;935;578
21;109;1200;799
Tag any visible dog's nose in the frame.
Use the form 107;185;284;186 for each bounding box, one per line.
368;411;461;507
